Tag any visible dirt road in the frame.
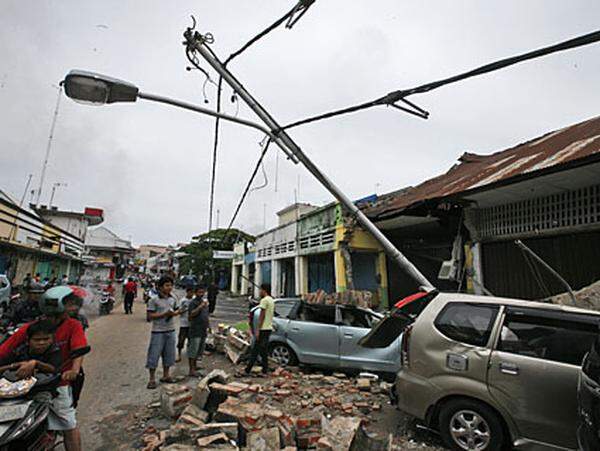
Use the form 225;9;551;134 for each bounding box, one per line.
77;292;248;449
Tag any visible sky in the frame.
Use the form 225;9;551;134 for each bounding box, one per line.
1;0;599;246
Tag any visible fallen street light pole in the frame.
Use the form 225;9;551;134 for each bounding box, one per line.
184;29;435;291
61;70;298;163
137;92;298;163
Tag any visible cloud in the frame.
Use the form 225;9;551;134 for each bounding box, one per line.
1;0;599;246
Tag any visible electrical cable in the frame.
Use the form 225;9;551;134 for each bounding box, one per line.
224;0;314;65
197;1;317;230
281;29;600;130
207;76;223;231
220;138;272;245
521;249;552;298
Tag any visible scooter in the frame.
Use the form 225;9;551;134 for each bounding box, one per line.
98;291;114;315
0;346;91;450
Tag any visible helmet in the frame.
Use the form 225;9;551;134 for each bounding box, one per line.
40;286;79;315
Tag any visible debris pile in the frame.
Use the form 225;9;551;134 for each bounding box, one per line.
546;279;600;310
302;290;376;309
211;325;251;365
142;367;394;450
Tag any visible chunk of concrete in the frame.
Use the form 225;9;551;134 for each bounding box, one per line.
320;416;362;451
247;427;281;451
160;384;192;418
176;403;209;428
192;369;230;410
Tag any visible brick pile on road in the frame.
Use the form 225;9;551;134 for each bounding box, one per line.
138;326;444;450
140;366;399;450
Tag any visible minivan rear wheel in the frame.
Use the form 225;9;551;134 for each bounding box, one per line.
439;399;505;451
269;343;298;367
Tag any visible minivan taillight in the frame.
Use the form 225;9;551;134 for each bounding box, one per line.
401;324;413;368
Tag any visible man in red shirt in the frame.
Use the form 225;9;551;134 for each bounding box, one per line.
0;286;88;451
123;277;138;314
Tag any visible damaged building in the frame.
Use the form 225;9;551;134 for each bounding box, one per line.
235;202;391;308
364;115;600;302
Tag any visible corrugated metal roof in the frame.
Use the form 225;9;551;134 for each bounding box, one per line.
365;115;600;219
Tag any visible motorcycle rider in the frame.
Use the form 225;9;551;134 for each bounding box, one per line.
0;286;88;451
0;319;62;386
8;282;44;325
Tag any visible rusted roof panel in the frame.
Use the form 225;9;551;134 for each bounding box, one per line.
365;115;600;219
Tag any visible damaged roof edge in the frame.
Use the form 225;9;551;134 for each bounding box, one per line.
364;115;600;220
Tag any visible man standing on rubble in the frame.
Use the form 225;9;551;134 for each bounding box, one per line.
244;283;275;375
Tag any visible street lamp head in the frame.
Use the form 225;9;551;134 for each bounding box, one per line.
63;70;139;105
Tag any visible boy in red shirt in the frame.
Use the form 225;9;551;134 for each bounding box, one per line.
0;286;88;451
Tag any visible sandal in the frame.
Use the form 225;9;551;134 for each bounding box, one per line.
147;381;158;389
160;377;175;383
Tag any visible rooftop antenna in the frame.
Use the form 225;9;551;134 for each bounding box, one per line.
35;85;63;206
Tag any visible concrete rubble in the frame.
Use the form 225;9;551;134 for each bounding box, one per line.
142;362;396;450
546;278;600;310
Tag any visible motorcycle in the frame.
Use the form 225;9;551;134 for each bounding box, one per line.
0;346;91;450
98;291;114;315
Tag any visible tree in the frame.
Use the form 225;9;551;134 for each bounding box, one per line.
178;228;255;283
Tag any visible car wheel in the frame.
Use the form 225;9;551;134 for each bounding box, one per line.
269;343;298;367
439;399;505;451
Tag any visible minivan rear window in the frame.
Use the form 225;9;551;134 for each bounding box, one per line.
434;303;499;347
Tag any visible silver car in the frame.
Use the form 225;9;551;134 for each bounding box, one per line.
361;291;600;451
251;298;401;375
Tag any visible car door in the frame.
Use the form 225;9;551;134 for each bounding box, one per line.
360;290;439;348
487;307;597;449
284;303;340;366
338;307;400;372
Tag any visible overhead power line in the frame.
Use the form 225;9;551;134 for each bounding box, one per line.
221;139;272;245
281;29;600;130
199;1;317;230
225;0;315;65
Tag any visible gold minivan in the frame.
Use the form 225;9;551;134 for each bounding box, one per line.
360;291;600;451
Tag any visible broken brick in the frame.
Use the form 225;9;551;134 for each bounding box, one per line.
209;382;246;396
356;378;371;391
196;432;229;448
196;422;239;442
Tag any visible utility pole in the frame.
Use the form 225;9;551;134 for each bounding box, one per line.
36;86;63;206
185;30;434;290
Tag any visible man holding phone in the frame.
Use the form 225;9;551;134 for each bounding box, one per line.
145;276;180;389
